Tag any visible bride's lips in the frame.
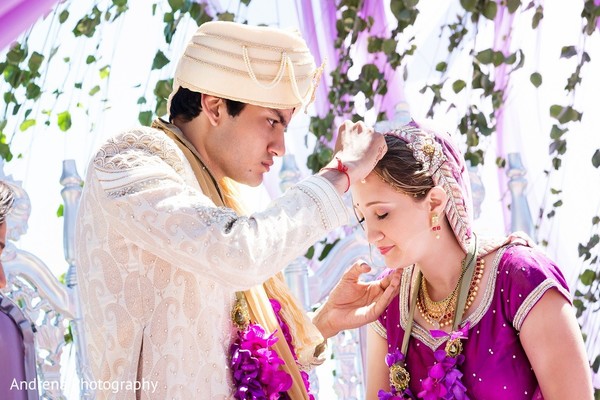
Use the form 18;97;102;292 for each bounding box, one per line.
378;246;393;256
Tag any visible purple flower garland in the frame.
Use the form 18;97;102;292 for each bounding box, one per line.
229;298;314;399
378;323;470;400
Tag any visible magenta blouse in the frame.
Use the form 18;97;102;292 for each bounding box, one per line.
372;244;572;399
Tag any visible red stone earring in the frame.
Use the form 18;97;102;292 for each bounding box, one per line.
431;213;441;239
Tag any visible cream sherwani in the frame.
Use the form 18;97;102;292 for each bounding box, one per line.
75;125;348;399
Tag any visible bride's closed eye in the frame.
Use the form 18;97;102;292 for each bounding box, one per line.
376;213;388;220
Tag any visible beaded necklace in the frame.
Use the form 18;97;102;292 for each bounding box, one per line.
381;237;478;399
416;258;485;328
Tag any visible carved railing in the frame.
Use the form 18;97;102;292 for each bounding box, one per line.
0;160;91;399
507;152;536;240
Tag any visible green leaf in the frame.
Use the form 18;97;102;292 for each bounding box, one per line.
217;12;235;21
25;83;41;99
560;46;577;59
588;234;600;250
367;36;383;53
163;11;174;22
28;51;44;73
57;111;72;131
151;50;170;70
168;0;184;11
530;72;542;87
318;238;340;261
137;96;147;105
390;0;405;21
3;92;15;105
553;200;563;207
506;0;521;13
592;149;600;168
549;139;567;155
549;104;562;119
59;10;69;23
153;79;172;99
435;62;447;72
551;157;561;170
403;0;419;9
549;125;566;140
492;50;504;66
56;204;64;217
476;48;494;64
550;106;582;124
360;63;381;82
591;355;600;374
504;51;517;65
580;269;596;286
382;39;397;55
0;141;12;162
240;0;251;5
573;298;584;318
19;119;36;132
155;98;167;117
482;1;498;20
74;82;82;89
89;85;100;96
113;0;127;6
190;3;212;26
452;79;466;93
99;65;110;79
532;5;544;29
73;7;102;38
86;55;96;64
460;0;477;12
6;44;27;64
138;111;152;126
305;246;315;259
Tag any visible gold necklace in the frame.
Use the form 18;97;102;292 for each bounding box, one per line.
417;258;485;328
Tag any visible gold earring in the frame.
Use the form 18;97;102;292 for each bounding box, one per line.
431;213;440;239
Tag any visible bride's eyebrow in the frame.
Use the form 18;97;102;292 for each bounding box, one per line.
364;201;386;208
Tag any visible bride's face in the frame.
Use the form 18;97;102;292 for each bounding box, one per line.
351;172;432;270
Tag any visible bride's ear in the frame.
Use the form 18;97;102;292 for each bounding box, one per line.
426;186;447;215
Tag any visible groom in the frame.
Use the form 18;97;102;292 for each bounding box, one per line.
75;20;393;399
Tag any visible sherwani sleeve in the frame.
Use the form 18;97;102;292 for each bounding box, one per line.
86;128;349;290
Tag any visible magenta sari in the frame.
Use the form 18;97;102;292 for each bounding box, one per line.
373;244;571;399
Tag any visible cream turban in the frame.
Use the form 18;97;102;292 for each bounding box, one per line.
169;21;321;113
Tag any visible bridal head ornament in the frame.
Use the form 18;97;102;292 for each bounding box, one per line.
169;21;322;114
377;121;474;252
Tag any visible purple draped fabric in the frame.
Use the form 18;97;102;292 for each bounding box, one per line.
294;0;339;118
0;0;61;51
294;0;405;127
493;4;515;234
